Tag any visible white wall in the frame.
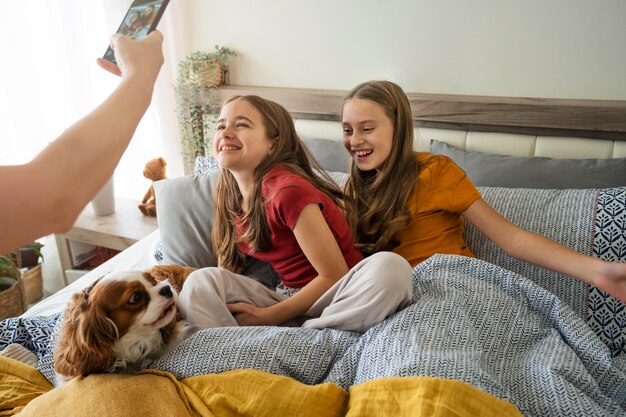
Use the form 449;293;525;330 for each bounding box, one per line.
186;0;626;100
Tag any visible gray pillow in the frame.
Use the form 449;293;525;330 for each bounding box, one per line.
303;137;351;173
430;139;626;189
154;170;280;288
154;172;220;268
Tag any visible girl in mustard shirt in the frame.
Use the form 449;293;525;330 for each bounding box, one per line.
341;80;626;304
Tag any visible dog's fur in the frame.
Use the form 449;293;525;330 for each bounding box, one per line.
146;264;196;293
53;265;195;384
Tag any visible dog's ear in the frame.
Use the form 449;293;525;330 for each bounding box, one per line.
145;265;195;293
145;265;174;282
54;288;118;378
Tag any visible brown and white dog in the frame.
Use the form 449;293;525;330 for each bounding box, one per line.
53;265;195;384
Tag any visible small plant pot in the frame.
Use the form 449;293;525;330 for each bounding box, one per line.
0;276;17;292
22;264;43;304
183;59;223;88
0;271;28;320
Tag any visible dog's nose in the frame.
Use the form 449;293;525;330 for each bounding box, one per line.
159;285;173;298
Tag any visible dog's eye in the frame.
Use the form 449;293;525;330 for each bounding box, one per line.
128;292;145;304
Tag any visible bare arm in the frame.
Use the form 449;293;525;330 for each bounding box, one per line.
228;203;350;325
464;197;626;303
0;32;164;254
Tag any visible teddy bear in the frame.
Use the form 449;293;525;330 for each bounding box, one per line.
138;157;167;217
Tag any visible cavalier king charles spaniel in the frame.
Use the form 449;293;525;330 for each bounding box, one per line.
53;266;195;384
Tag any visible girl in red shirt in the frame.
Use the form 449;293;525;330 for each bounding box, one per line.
341;80;626;304
179;95;412;332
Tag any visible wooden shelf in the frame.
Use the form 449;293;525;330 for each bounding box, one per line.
54;198;158;285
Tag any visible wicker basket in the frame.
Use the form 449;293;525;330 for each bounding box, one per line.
0;268;28;320
183;59;223;88
22;264;43;304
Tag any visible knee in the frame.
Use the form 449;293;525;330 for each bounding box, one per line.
367;252;413;293
369;251;412;275
180;267;221;294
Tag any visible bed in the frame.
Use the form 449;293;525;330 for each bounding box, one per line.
1;86;626;416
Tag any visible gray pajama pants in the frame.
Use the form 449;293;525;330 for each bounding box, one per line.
178;251;413;333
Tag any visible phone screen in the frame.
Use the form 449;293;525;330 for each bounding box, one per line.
103;0;170;64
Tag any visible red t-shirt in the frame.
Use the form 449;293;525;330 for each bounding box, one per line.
238;166;364;288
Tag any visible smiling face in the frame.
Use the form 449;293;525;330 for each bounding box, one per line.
214;99;274;177
342;98;395;171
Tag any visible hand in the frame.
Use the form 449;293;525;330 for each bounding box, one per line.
594;262;626;304
96;31;164;82
227;302;273;326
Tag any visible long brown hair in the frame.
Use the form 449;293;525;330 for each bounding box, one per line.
343;81;421;255
212;95;343;271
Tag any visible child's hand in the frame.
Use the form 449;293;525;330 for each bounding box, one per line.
594;262;626;304
227;302;273;326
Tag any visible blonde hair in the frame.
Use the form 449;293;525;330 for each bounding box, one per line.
342;81;421;255
212;95;343;271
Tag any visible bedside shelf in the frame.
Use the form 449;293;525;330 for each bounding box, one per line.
54;197;158;285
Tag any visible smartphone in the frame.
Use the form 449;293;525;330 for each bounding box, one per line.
103;0;170;64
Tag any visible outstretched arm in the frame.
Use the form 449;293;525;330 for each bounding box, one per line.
0;31;164;254
463;197;626;303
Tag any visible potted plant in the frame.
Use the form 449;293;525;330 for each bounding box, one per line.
0;254;28;320
14;242;44;268
175;45;237;172
0;255;18;291
178;45;237;89
13;242;45;304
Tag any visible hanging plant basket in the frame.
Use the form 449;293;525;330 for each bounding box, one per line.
175;45;237;172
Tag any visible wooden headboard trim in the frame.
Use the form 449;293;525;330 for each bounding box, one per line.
184;84;626;141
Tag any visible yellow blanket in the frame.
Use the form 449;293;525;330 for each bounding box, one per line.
0;357;522;417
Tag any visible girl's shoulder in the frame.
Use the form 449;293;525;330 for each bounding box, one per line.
264;165;306;184
416;152;456;170
415;152;475;191
262;165;315;193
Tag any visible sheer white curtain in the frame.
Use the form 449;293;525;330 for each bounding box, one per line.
0;0;189;198
0;1;190;293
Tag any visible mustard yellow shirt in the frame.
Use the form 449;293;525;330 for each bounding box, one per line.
393;153;481;267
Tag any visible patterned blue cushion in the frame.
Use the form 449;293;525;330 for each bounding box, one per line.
194;155;219;175
0;314;62;382
465;186;626;356
154;240;164;262
589;188;626;355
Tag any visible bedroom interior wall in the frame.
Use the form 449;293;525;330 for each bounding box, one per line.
186;0;626;101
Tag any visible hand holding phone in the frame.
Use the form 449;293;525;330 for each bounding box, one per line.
103;0;170;64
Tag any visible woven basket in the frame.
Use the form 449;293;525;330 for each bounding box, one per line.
22;264;43;304
0;268;28;320
183;59;223;88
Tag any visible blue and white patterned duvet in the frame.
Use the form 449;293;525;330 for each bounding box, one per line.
3;254;626;417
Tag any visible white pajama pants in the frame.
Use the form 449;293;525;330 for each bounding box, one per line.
178;251;414;333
